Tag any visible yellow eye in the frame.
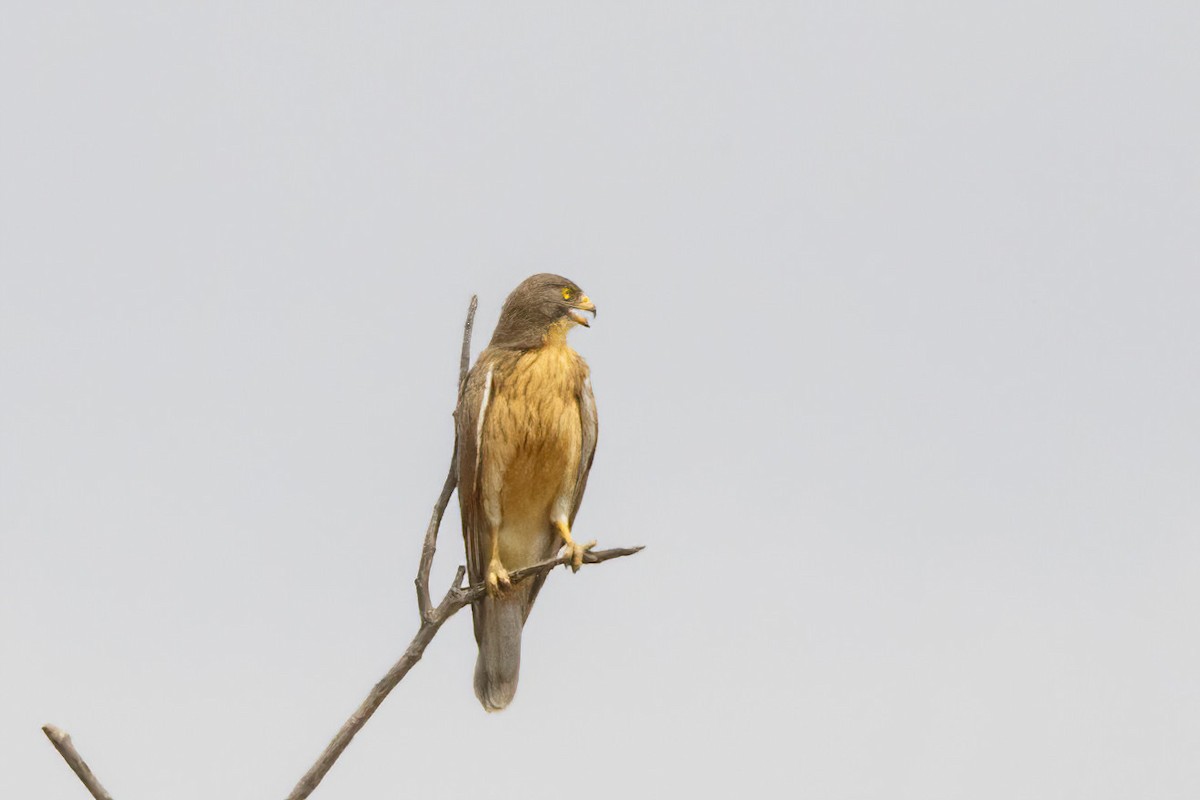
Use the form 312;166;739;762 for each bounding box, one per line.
561;287;573;300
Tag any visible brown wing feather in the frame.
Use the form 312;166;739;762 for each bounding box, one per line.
571;373;598;525
455;355;495;644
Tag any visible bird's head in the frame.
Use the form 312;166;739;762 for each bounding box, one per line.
489;273;597;349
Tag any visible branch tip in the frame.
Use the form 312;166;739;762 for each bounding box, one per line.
42;724;114;800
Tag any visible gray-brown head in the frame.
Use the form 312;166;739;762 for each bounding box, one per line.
488;273;597;350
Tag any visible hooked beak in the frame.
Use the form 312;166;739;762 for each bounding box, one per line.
568;295;596;327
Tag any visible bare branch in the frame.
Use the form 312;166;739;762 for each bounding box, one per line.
42;725;114;800
416;296;477;621
415;456;458;623
43;291;643;800
286;544;641;800
443;546;645;612
285;616;446;800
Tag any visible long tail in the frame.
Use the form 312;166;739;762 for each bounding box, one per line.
473;587;530;712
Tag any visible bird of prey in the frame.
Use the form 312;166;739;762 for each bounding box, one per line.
455;273;599;711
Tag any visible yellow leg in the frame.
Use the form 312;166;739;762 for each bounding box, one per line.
486;526;511;597
553;519;597;573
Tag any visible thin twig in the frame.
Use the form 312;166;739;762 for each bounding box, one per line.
41;725;114;800
450;546;645;609
415;457;458;623
458;294;478;396
416;296;476;622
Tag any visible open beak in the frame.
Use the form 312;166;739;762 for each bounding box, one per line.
568;295;596;327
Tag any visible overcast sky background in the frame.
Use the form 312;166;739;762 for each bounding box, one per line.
3;3;1199;798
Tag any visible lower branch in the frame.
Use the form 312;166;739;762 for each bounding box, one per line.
286;545;641;800
41;725;114;800
42;546;644;800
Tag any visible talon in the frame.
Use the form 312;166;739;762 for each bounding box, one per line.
554;519;599;574
561;539;597;573
486;559;511;597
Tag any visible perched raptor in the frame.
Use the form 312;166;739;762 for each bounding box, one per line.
455;274;599;711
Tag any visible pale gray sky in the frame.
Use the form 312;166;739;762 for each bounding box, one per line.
3;3;1199;798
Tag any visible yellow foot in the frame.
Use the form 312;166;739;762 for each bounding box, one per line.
486;559;512;597
559;538;597;573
